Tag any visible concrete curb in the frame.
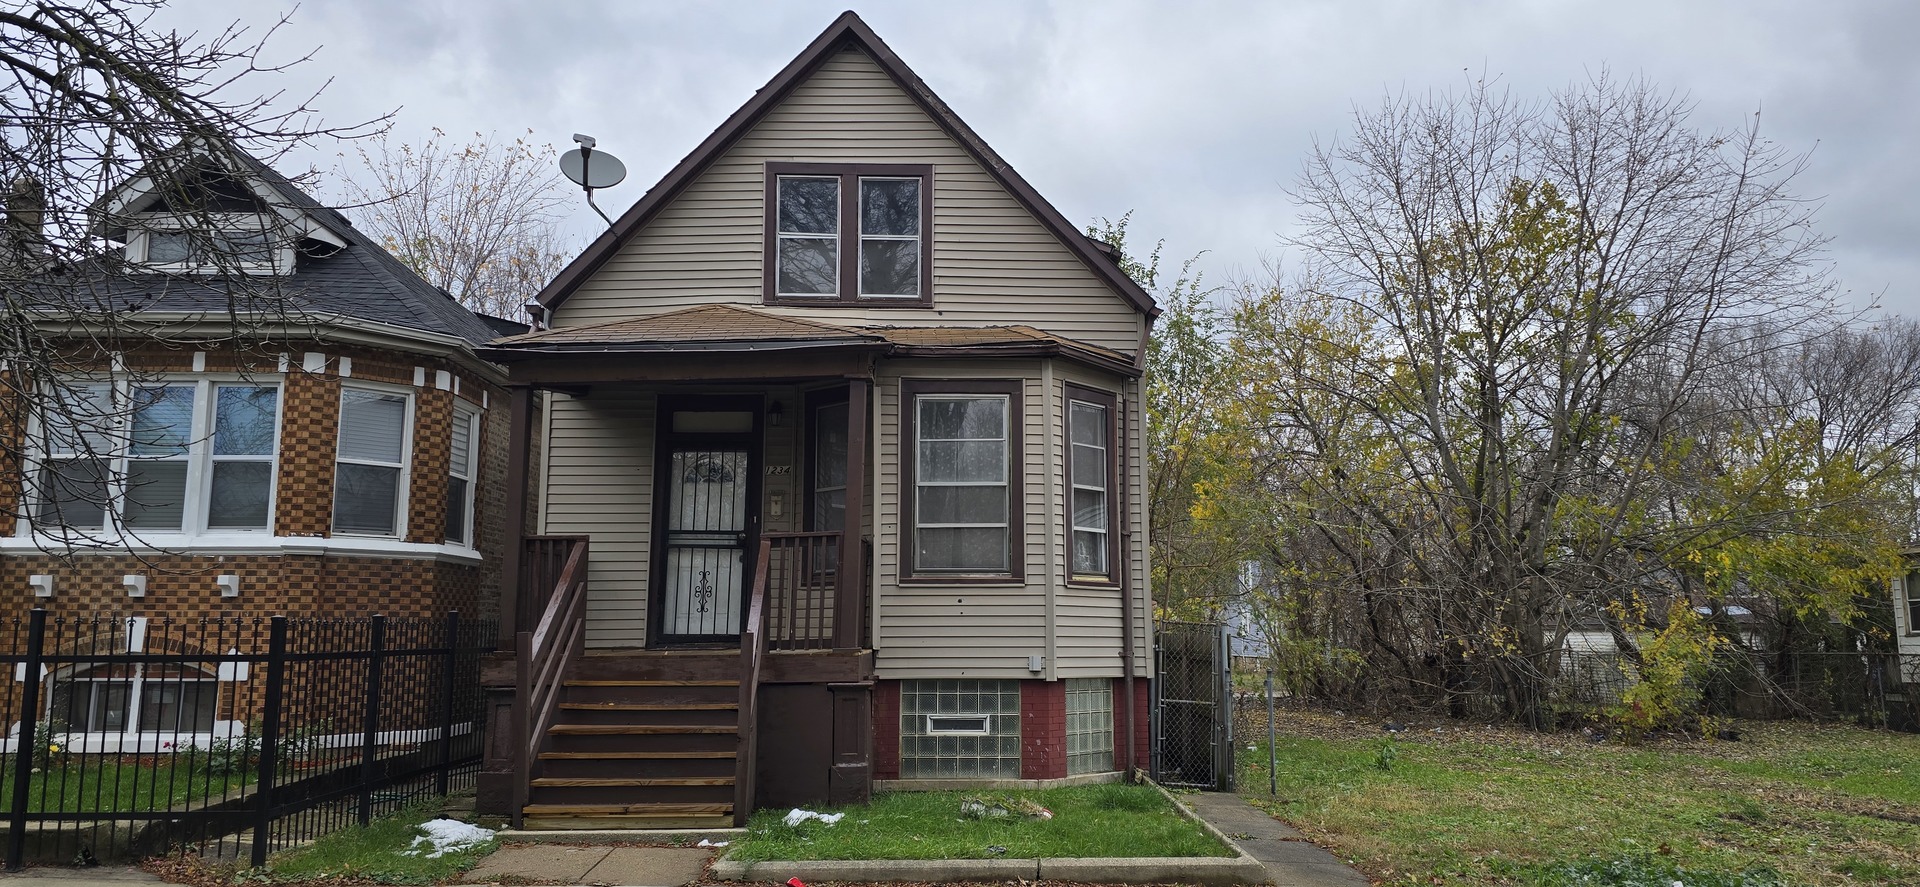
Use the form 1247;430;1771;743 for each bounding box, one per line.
711;780;1271;885
496;827;745;845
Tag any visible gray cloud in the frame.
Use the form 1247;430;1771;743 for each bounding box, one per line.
160;0;1920;314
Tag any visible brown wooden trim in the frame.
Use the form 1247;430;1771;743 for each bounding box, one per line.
530;12;1157;321
801;386;851;534
899;378;1025;582
888;342;1142;379
761;649;873;683
764;162;934;308
1063;383;1120;587
498;386;534;647
836;378;869;649
498;350;880;386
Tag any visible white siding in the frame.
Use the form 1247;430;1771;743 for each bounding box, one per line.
551;47;1144;356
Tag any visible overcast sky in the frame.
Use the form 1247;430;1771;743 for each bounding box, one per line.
160;0;1920;316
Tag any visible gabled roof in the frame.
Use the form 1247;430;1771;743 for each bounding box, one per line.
533;10;1158;320
70;143;501;346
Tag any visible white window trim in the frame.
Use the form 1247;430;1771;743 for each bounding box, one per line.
48;662;220;735
774;175;842;299
856;175;922;299
446;404;480;548
924;714;992;736
21;375;284;542
333;382;416;539
125;212;294;275
913;393;1012;574
1068;397;1112;581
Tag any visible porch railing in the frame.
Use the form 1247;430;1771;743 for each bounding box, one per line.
510;536;588;828
735;540;771;827
761;532;842;650
520;535;588;632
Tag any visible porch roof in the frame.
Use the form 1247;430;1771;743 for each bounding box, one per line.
478;304;1140;378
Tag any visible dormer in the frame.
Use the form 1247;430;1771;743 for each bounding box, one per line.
90;144;349;276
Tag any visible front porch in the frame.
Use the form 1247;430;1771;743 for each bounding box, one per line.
475;320;883;827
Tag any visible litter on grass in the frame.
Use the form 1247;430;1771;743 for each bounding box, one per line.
406;819;496;858
783;808;845;827
697;838;730;848
960;795;1053;821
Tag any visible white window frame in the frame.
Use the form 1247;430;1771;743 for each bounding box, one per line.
856;175;922;299
924;714;992;736
24;376;283;539
332;383;415;539
47;662;220;736
445;404;480;547
126;212;292;275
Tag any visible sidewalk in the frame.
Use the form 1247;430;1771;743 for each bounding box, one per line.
0;866;164;887
1177;792;1370;887
461;844;710;887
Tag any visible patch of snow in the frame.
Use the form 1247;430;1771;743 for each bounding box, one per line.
697;838;730;848
783;808;845;827
407;818;495;858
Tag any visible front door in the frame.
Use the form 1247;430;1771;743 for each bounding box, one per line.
652;398;761;644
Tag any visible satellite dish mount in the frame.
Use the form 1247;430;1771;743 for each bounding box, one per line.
560;134;628;227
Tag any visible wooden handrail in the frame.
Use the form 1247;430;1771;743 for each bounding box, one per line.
511;537;588;828
760;531;844;651
734;539;772;827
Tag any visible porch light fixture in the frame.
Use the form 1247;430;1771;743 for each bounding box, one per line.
768;400;785;427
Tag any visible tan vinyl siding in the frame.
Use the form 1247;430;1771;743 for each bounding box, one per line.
540;391;656;648
553;47;1144;356
1052;363;1151;678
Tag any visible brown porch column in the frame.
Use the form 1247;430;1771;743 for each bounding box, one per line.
498;385;534;649
834;378;869;650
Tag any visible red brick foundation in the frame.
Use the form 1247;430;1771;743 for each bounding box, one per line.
1020;680;1065;780
872;680;900;780
1116;677;1151;771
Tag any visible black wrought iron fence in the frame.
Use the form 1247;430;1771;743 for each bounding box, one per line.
0;610;495;869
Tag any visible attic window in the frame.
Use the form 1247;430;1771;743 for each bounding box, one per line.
131;215;289;274
765;162;931;307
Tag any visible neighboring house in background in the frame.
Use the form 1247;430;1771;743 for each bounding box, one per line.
1890;559;1920;682
476;12;1155;827
0;145;516;748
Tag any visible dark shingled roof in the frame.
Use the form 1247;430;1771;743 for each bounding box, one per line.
65;149;501;347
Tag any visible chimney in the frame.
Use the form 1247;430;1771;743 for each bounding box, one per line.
4;175;45;262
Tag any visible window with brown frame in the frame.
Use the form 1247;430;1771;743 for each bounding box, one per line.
1065;384;1118;583
901;379;1023;580
764;162;932;306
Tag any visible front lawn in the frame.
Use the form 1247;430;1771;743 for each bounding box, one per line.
259;803;498;885
729;783;1231;861
0;755;252;812
1242;710;1920;886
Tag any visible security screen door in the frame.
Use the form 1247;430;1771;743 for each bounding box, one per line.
653;401;761;644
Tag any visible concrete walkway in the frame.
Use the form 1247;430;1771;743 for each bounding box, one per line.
461;845;711;887
0;866;164;887
1178;792;1370;887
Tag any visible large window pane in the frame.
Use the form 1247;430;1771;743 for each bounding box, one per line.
123;461;189;530
213;386;277;455
146;231;191;263
41;383;116;454
139;680;217;732
208;461;273;528
918;440;1005;483
920;398;1004;440
917;527;1008;572
778;177;838;234
778;237;837;295
334;463;400;535
860;239;920;296
339;390;406;463
130;385;194;455
918;485;1008;525
36;458;109;528
860;179;920;236
445;476;470;545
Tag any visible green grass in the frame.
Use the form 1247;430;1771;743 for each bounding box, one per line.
0;757;251;812
729;783;1231;861
1241;716;1920;886
262;804;498;885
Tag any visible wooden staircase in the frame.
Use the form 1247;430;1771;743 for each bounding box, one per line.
520;655;743;829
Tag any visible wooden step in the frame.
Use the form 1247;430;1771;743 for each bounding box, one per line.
524;802;733;816
564;679;737;687
558;702;737;711
520;802;734;830
546;724;735;735
539;750;736;760
530;777;733;787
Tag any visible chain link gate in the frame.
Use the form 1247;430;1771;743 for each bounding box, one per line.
1151;620;1233;790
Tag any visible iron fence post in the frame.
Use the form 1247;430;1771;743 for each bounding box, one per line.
5;609;47;872
359;614;387;826
1266;669;1277;796
437;611;460;796
251;616;288;869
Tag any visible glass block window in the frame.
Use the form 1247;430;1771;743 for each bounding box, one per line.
898;679;1020;778
1066;678;1115;775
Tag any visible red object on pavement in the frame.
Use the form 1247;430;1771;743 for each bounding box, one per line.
788;879;808;887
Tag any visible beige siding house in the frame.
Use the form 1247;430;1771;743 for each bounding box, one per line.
477;12;1156;828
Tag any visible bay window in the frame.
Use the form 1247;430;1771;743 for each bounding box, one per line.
32;379;280;535
333;387;411;537
445;406;479;546
903;380;1023;579
766;163;931;306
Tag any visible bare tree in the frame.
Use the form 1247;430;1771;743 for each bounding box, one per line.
334;128;574;319
0;1;383;552
1253;73;1869;726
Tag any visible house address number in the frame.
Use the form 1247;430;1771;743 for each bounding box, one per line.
766;465;792;476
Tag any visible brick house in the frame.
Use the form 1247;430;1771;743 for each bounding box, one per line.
0;145;515;748
478;12;1156;828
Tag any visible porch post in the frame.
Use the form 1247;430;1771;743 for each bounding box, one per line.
498;385;534;648
835;378;869;650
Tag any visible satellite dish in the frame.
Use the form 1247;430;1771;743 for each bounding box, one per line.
560;147;626;190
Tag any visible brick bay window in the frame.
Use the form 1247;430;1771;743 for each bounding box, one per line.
31;379;280;535
333;386;412;537
1065;384;1118;583
902;380;1023;580
765;162;932;306
445;405;479;546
